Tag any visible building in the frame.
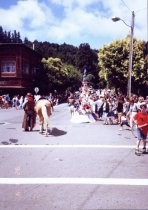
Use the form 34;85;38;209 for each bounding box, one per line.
0;43;42;96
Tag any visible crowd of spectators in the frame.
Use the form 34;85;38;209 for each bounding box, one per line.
67;82;148;155
68;82;148;125
0;92;60;110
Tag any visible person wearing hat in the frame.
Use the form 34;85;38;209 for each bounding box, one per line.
22;93;36;131
133;104;148;155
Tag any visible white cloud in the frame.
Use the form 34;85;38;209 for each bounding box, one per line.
0;0;55;32
51;0;100;9
0;0;147;49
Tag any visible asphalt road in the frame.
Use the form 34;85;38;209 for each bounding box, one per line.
0;104;148;210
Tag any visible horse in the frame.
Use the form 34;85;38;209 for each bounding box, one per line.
34;98;53;136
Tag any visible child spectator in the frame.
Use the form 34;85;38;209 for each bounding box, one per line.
119;112;130;130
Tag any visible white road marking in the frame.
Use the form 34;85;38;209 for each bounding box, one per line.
0;178;148;185
0;144;135;148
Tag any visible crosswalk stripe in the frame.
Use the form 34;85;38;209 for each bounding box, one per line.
0;178;148;185
0;144;135;148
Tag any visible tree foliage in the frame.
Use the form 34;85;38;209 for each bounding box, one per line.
0;26;22;43
75;43;99;87
75;43;98;72
98;37;147;96
63;64;82;91
41;57;82;92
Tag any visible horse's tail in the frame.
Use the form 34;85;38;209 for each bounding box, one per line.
41;105;49;124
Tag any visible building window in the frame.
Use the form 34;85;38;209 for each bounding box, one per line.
1;60;16;73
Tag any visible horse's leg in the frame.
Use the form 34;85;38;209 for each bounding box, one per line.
45;122;48;136
39;116;44;134
44;111;49;136
39;123;44;133
41;105;49;136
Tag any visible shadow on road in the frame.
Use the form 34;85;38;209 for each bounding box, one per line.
49;127;67;136
33;127;67;136
1;138;18;145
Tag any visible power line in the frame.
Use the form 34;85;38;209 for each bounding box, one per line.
120;0;131;12
120;0;147;14
120;0;147;42
135;7;147;13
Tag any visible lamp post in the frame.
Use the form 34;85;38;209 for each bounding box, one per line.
112;11;135;97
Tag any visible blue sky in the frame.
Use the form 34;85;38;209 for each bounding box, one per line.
0;0;147;49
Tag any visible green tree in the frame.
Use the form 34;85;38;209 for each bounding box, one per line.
42;57;82;93
58;43;78;66
75;43;99;87
24;37;33;49
42;57;67;91
98;37;147;95
63;64;82;91
86;74;95;85
76;43;96;73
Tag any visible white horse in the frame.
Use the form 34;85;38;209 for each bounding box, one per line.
34;99;52;136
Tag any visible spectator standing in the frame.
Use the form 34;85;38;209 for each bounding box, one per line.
102;98;110;124
96;96;104;120
133;104;148;155
116;97;124;124
22;93;36;131
129;97;138;128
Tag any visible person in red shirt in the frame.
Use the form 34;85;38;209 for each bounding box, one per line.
133;104;148;155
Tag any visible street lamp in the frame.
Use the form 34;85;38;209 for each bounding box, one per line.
112;11;135;97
